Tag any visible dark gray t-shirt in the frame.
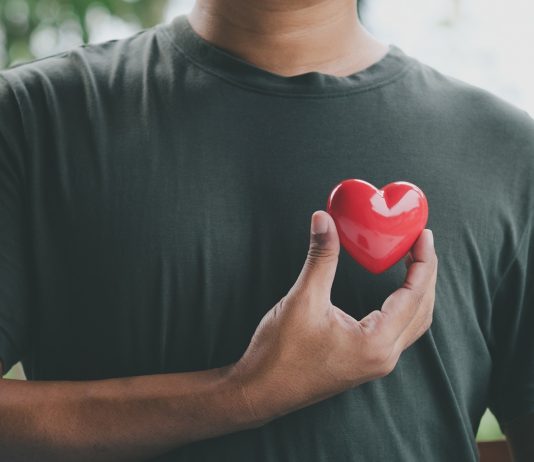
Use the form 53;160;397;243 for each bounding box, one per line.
1;14;533;462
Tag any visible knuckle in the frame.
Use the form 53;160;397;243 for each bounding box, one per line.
272;296;286;319
414;313;433;341
365;344;394;372
284;287;311;311
375;347;399;377
380;358;397;377
306;244;338;264
410;288;426;307
360;319;400;377
359;311;385;342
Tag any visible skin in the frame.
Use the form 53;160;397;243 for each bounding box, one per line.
187;0;390;78
0;210;438;460
2;1;526;460
187;3;534;456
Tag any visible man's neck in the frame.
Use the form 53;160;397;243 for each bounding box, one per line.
187;0;389;77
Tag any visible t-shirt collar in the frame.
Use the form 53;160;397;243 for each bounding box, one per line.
159;14;416;97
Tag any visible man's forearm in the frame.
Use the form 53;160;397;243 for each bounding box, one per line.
0;365;260;462
0;218;438;462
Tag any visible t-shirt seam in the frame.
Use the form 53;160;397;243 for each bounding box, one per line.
0;74;33;374
0;73;31;200
488;173;533;308
158;24;418;99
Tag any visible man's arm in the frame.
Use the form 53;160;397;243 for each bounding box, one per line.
503;413;534;462
0;212;437;462
0;361;259;462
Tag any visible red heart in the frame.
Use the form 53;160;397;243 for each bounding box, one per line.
326;179;428;274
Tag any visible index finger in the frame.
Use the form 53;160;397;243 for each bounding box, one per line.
377;229;438;344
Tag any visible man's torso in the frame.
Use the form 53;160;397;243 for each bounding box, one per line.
1;15;533;461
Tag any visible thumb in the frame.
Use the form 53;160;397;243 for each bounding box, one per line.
292;210;340;298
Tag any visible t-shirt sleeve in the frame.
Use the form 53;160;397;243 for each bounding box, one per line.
487;208;534;429
0;74;32;374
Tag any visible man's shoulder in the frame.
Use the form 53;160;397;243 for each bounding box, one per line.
0;23;170;102
408;57;534;156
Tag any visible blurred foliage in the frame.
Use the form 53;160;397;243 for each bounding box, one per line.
478;409;505;441
0;0;366;69
0;0;169;67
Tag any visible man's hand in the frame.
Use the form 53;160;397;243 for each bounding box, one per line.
0;210;437;461
230;210;438;423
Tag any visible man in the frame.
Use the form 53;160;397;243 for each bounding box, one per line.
0;0;532;460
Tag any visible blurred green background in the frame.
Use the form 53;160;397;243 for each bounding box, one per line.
0;0;507;444
0;0;170;67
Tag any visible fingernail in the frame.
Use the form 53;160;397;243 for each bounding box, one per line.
427;229;434;247
311;211;329;235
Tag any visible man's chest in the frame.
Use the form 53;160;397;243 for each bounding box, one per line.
27;105;502;384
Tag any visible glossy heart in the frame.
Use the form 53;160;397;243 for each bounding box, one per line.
326;179;428;274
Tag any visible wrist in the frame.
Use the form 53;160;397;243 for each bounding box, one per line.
221;362;274;428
